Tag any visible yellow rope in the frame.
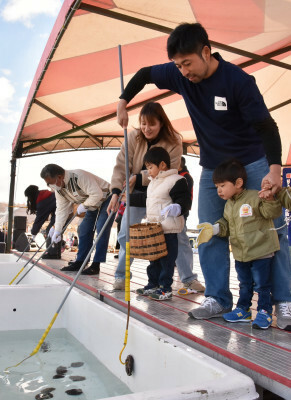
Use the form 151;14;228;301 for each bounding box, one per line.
5;312;58;372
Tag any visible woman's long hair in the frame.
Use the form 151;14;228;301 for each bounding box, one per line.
24;185;39;215
137;102;181;144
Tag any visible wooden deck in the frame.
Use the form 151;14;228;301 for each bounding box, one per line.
15;249;291;399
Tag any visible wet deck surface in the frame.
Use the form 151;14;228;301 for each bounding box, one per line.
15;249;291;399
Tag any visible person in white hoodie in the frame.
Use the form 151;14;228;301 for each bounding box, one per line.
130;147;192;301
40;164;114;275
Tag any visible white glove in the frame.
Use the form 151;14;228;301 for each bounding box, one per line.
77;203;87;215
49;226;55;238
161;204;181;218
31;234;36;240
52;231;61;243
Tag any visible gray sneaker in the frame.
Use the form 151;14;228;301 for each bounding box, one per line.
113;278;125;290
275;302;291;330
188;297;232;319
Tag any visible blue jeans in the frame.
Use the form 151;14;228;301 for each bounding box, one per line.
76;196;115;263
176;224;198;283
198;157;291;308
235;258;272;314
147;233;178;291
115;198;197;282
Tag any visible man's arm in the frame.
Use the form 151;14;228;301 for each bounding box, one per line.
252;116;282;194
117;67;152;128
253;116;282;166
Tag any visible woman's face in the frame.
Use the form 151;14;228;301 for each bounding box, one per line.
140;116;162;141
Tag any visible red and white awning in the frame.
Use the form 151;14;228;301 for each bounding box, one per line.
12;0;291;165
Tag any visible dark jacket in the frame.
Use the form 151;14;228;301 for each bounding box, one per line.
31;190;56;235
179;166;193;218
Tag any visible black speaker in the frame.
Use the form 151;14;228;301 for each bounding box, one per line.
14;232;30;252
14;216;27;230
0;242;5;253
13;229;26;248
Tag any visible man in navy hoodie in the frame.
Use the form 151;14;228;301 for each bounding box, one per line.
116;23;291;330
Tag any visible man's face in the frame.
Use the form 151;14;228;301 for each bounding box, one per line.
44;174;64;190
172;47;210;83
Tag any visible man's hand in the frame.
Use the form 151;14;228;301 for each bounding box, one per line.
261;164;281;195
107;194;119;215
117;99;129;128
197;223;219;246
51;231;61;243
49;226;55;238
77;203;87;215
161;204;181;218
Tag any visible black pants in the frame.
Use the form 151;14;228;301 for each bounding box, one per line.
46;236;62;258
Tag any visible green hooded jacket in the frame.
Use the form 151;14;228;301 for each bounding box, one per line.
216;189;282;262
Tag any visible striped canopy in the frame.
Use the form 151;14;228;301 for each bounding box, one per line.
12;0;291;165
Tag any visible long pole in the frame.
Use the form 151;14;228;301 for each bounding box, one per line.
118;45;132;368
6;158;17;253
118;45;130;303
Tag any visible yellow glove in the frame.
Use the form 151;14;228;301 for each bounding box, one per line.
197;222;214;246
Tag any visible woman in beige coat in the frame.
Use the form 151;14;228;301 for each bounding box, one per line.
107;102;204;291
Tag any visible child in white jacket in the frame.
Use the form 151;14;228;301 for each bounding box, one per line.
130;147;192;300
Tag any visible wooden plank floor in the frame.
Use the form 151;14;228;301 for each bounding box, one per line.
15;249;291;399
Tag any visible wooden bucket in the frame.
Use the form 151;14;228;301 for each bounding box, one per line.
129;223;168;261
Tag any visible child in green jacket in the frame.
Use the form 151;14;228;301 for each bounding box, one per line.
196;159;282;329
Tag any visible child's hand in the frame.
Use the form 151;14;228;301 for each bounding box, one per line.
259;179;274;199
196;223;219;246
258;189;274;200
161;204;181;218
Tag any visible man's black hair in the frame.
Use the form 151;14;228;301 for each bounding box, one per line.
143;147;171;169
167;22;211;59
40;164;65;179
212;159;247;188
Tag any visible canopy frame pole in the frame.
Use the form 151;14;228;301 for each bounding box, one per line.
6;158;17;253
79;3;291;71
34;99;103;147
22;92;174;153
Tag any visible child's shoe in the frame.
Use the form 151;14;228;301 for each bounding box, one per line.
223;307;251;323
136;285;158;296
149;288;172;301
252;309;272;329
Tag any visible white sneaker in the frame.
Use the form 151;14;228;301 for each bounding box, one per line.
275;302;291;330
113;278;125;290
183;279;205;292
188;297;232;319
